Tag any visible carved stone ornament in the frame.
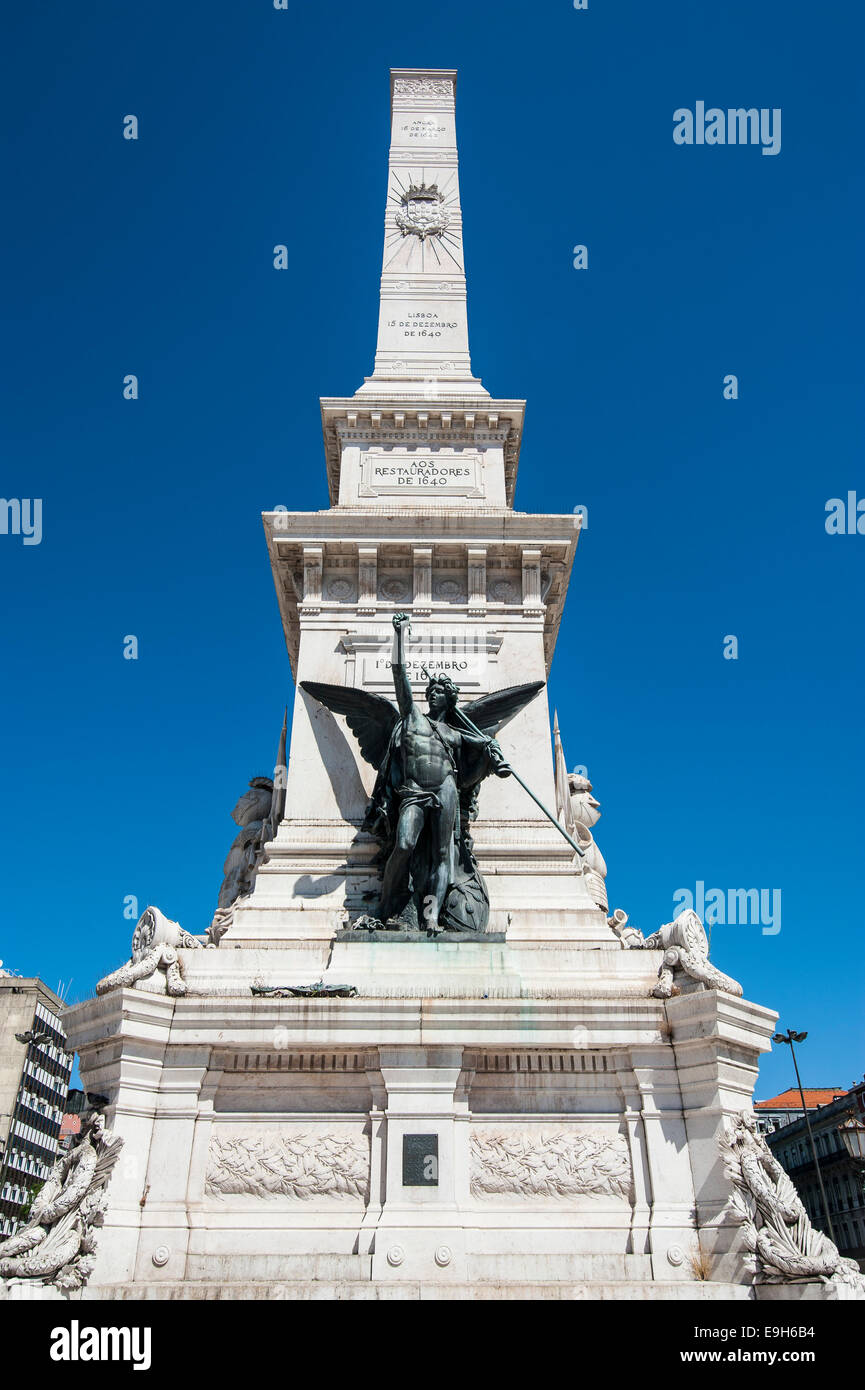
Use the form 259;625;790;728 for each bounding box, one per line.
380;575;411;602
393;78;452;99
326;577;356;602
213;776;274;922
250;980;358;999
470;1128;632;1200
350;913;388;932
608;907;742;999
205;1131;369;1201
721;1111;865;1298
0;1108;123;1292
132;903;201;957
567;772;608;911
395;183;450;241
433;577;465;601
208;715;288;942
96;906;204;998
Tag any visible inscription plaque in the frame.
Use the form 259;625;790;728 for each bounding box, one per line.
403;1133;439;1187
359;452;483;499
362;628;490;691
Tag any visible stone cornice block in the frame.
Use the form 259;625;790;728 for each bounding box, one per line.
100;995;671;1054
665;991;778;1057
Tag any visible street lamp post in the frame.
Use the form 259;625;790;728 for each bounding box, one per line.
772;1028;838;1247
839;1116;865;1163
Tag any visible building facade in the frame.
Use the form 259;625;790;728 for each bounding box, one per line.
0;976;72;1235
59;1088;88;1149
764;1081;865;1271
755;1086;847;1135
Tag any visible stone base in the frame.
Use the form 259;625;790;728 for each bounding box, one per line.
72;1278;755;1302
4;1272;846;1302
334;929;507;944
754;1280;854;1302
63;977;788;1298
0;1279;69;1301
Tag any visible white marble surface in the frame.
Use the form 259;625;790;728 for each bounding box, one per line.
64;984;779;1292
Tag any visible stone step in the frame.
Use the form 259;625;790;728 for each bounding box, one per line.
185;1253;372;1283
70;1279;754;1302
468;1253;653;1281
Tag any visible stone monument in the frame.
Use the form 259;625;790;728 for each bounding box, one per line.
49;69;862;1302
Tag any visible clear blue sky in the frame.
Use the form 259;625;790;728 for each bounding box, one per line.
2;1;862;1100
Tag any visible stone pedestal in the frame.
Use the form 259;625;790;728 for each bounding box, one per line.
64;952;779;1297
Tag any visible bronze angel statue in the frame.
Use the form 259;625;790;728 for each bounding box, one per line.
302;613;543;935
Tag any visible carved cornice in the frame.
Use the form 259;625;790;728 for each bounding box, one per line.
218;1050;375;1073
264;511;578;678
464;1050;617;1074
319;398;525;507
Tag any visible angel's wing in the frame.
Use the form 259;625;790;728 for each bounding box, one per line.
300;681;399;770
460;681;545;737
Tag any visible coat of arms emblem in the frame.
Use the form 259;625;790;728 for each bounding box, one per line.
395;182;450;241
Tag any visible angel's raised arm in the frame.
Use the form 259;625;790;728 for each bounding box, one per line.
389;613;414;718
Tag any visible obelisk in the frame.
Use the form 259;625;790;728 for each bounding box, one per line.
228;68;609;949
356;68;485;396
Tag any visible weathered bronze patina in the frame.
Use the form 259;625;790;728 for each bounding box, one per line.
302;613;544;934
